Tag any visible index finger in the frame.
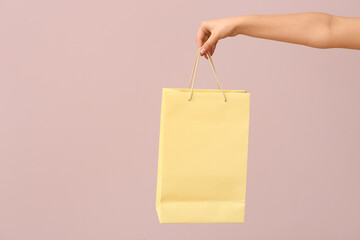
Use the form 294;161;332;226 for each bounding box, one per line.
196;27;207;48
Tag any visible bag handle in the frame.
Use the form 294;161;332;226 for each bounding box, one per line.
187;48;227;102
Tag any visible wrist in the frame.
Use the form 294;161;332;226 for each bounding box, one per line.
229;15;247;36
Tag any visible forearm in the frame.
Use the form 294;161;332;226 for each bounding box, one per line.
231;12;334;48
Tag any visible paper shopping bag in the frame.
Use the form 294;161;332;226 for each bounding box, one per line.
156;48;250;223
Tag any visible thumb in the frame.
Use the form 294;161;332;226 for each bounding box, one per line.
200;34;218;56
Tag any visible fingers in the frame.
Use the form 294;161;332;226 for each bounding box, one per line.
200;37;217;60
212;42;217;55
196;27;206;48
203;34;209;59
196;21;218;59
210;43;216;55
205;44;214;60
205;44;216;60
200;34;218;57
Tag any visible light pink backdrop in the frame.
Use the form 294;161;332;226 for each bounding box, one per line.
1;0;360;239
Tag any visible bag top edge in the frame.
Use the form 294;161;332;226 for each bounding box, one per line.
162;88;248;93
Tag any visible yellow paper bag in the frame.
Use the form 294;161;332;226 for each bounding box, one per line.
156;49;250;223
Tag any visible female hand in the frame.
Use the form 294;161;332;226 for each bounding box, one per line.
196;17;238;58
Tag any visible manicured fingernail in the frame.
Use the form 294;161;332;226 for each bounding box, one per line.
200;48;205;55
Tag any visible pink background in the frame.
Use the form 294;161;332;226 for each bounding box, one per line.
1;0;360;239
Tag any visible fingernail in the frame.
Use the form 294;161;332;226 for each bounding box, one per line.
200;48;205;55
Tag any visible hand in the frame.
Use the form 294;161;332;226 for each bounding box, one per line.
196;17;238;58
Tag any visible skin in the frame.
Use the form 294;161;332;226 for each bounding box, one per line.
197;12;360;58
